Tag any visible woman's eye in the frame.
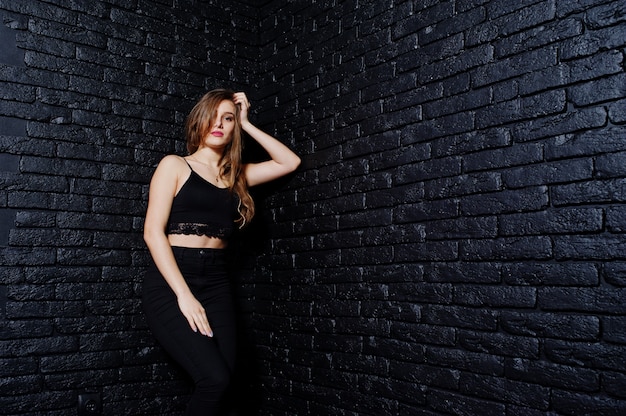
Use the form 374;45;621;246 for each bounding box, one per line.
225;117;234;122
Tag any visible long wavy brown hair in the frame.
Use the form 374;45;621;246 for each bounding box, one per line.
185;89;254;228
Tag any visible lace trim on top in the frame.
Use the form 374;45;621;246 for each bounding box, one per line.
167;222;231;239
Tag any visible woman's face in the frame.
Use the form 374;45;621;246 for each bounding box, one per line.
202;99;236;149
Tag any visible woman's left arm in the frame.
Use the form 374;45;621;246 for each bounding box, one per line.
234;92;301;187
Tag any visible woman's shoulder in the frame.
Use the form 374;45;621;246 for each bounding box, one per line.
157;154;189;170
151;155;191;184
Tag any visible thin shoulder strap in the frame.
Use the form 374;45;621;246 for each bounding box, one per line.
182;156;193;171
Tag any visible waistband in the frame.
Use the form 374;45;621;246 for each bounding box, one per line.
171;246;227;265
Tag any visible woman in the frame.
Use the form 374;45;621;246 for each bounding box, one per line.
142;89;300;415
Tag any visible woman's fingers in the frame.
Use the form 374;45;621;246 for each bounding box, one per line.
233;92;251;111
196;313;213;337
183;314;198;333
187;310;213;337
178;295;213;337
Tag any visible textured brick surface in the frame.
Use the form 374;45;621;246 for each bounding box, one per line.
0;1;257;415
250;0;626;415
1;0;626;415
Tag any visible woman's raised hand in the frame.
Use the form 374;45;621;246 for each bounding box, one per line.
233;92;251;124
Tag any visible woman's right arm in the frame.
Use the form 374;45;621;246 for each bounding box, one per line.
143;155;213;337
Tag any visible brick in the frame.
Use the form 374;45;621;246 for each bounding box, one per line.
362;223;424;246
459;330;539;358
539;287;626;313
0;116;26;135
597;151;626;178
395;199;457;223
473;46;558;88
44;368;118;390
0;391;74;414
604;371;626;399
499;207;603;236
0;319;53;339
40;351;122;373
75;44;144;72
0;336;78;357
513;106;607;142
0;22;24;66
424;87;491;119
462;236;552;260
0;207;15;244
604;262;626;286
395;240;458;261
86;299;141;315
506;358;599;392
9;228;93;247
503;262;599;286
397;155;461;183
494;18;582;58
363;337;425;364
364;187;411;209
37;87;110;112
503;158;593;188
476;89;566;129
0;357;37;376
425;216;497;239
388;282;452;304
557;0;608;16
0;376;37;400
460;372;550;410
464;142;542;173
423;305;498;331
396;33;463;73
362;263;424;284
54;316;128;334
428;388;505;416
28;18;107;48
21;156;101;178
454;285;536;308
608;97;626;123
585;1;626;28
426;345;504;376
402;111;474;143
389;360;459;390
391;322;455;347
554;234;626;259
562;23;626;60
545;340;624;372
17;31;76;59
569;73;626;106
419;6;486;46
420;44;492;84
425;261;501;283
432;127;511;158
501;311;600;340
604;316;626;344
546;127;626;160
0;247;55;266
461;186;548;216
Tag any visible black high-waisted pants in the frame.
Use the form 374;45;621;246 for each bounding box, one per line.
142;247;236;416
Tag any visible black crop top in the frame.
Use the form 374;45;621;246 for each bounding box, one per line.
166;160;239;240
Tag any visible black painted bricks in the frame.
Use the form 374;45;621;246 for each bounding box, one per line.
1;0;626;415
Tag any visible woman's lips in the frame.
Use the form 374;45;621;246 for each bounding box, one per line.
211;131;224;137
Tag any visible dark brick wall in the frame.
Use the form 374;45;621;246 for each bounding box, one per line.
0;1;257;414
249;1;626;415
1;0;626;416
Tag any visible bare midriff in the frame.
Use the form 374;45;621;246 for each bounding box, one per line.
168;234;228;249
